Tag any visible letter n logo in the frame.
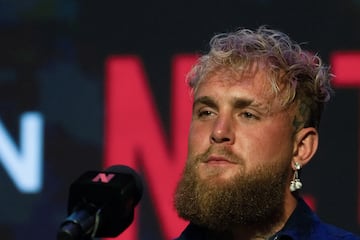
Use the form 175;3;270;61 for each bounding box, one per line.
92;173;115;183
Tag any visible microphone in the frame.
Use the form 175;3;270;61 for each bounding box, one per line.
57;165;143;240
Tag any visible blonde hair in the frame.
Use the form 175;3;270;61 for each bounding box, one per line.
187;26;333;129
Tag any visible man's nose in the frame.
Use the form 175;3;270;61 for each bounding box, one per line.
210;115;235;144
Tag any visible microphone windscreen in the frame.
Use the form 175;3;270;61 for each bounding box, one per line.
103;165;143;204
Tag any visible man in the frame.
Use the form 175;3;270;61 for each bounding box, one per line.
173;26;360;240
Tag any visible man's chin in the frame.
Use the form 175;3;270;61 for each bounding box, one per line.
198;164;240;181
175;160;289;233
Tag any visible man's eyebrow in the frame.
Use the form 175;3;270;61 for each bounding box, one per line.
193;96;269;112
233;98;254;109
233;98;270;113
193;96;217;109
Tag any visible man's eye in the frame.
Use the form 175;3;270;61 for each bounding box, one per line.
198;110;213;117
241;112;258;120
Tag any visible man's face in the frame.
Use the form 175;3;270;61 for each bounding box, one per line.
188;68;295;183
175;67;297;231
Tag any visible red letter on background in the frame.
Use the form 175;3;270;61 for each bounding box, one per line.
105;55;197;240
331;51;360;224
332;52;360;87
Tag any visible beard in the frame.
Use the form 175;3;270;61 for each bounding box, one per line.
174;148;290;233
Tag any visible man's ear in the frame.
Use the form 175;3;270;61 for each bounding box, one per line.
292;127;319;168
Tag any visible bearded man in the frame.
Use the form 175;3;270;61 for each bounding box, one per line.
174;26;359;240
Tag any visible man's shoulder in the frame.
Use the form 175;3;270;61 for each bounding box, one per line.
311;221;360;240
276;197;360;240
274;221;359;240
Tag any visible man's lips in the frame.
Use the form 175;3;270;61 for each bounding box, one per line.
203;156;237;164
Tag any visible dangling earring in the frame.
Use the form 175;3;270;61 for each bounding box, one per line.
290;162;302;192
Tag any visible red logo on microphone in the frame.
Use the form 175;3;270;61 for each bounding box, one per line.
92;173;115;183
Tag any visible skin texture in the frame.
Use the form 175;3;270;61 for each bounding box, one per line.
177;66;319;239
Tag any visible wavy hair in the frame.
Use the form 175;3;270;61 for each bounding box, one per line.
187;26;333;129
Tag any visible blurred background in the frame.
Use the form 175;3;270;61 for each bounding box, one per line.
0;0;359;239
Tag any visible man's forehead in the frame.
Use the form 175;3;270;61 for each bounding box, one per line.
193;68;293;114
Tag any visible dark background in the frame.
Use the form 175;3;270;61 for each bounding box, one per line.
0;0;359;239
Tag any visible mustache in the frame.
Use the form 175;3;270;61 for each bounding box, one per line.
194;147;243;164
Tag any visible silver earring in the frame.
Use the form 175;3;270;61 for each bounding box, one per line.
290;162;302;192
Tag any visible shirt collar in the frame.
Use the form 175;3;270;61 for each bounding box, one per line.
270;197;318;240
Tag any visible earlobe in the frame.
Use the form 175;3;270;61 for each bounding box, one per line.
293;127;319;167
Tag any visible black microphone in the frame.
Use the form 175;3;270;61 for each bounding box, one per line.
57;165;143;240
